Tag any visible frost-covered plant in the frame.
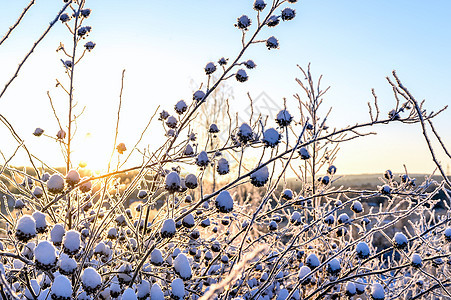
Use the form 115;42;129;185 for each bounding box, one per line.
0;1;450;300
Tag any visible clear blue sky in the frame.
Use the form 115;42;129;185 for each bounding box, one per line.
0;0;450;174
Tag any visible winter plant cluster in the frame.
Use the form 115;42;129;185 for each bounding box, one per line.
1;0;451;299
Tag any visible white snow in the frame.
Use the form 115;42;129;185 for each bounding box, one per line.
345;281;356;296
165;172;181;192
236;69;248;82
193;90;206;102
185;174;198;189
51;275;72;298
35;241;57;266
16;215;36;239
33;186;44;198
262;128;281;147
58;254;77;274
50;224;65;245
161;218;176;238
306;253;320;268
151;249;164;266
337;213;349;224
351;200;363;213
291;211;301;224
174;253;192;280
24;279;40;299
282;189;293;200
65;169;80;185
175;100;187;114
184;144;194;156
327;258;341;274
150;283;165;300
171;278;185;299
137;190;148;199
298;266;311;284
237;15;251;28
250;165;269;187
299;147;310;159
47;174;65;193
237;123;253;143
166;116;178;128
215;190;234;213
79;177;92;193
82;267;102;289
371;283;385;300
63;230;81;254
182;214;195;228
41;172;50;182
217;158;229;175
122;288;138;300
394;232;408;248
107;227;118;239
276;109;292;127
32;211;47;232
205;62;216;75
137;279;151;299
33;127;44;136
355;278;366;294
277;289;289;300
444;227;451;241
356;241;370;259
411;253;422;267
196;151;209;167
94;242;106;255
